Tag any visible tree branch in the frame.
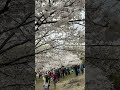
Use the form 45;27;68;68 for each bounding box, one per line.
0;0;12;15
0;39;30;54
40;19;85;25
0;32;15;50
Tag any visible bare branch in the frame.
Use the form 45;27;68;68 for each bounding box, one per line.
0;0;12;15
0;32;15;50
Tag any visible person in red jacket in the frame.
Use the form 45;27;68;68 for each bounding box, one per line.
52;70;57;89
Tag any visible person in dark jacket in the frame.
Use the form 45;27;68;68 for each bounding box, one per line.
61;66;65;78
80;64;84;74
74;65;79;76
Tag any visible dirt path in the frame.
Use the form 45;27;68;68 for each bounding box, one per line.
56;75;85;90
35;73;85;90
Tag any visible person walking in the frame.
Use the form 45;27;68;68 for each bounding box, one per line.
52;70;57;89
56;68;60;81
59;68;62;78
47;71;51;84
43;77;50;90
66;67;70;75
77;65;80;74
61;66;65;78
65;67;67;76
80;64;84;74
43;74;46;84
74;65;78;76
39;71;42;79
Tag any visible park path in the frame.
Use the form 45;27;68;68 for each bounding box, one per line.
35;73;85;90
56;74;85;90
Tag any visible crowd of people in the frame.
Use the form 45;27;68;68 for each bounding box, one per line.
36;64;85;90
